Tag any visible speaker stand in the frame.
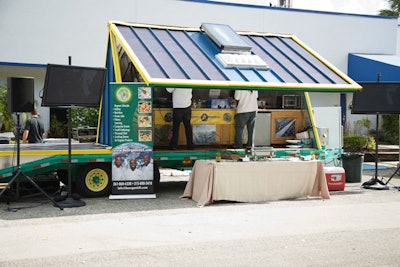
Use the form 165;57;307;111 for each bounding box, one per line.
361;113;389;190
0;113;63;210
381;164;400;188
55;107;86;208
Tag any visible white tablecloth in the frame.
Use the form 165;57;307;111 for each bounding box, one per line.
181;160;330;206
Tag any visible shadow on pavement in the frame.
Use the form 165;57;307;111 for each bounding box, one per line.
1;166;399;221
0;180;201;221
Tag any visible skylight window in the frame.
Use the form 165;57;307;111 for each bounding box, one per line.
200;23;252;54
201;23;269;69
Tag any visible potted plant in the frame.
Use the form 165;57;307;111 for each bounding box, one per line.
343;136;374;152
0;86;14;133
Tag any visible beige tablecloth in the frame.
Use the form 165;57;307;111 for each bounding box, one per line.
181;160;330;207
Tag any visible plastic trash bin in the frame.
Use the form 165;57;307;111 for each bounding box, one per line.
341;152;364;183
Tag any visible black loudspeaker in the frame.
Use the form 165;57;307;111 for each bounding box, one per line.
7;77;34;113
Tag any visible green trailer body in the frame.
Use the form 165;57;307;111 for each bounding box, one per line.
0;145;221;197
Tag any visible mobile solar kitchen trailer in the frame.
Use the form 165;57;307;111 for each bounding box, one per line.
0;21;361;198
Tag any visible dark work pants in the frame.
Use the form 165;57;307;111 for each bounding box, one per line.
170;107;194;148
234;111;256;149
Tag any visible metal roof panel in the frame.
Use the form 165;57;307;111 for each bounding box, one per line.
110;22;360;92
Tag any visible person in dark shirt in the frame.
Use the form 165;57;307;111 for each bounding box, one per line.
22;108;45;143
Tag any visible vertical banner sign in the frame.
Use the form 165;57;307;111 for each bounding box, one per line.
111;83;153;147
110;83;155;198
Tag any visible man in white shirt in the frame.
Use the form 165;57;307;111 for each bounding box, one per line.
123;159;145;180
141;153;154;180
166;88;194;150
234;90;258;149
112;156;125;181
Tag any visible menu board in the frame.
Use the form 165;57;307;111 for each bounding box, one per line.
110;83;153;147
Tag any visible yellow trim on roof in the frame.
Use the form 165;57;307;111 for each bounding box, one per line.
303;92;321;149
291;35;361;88
108;22;151;85
110;21;296;37
143;78;361;91
109;21;200;32
108;28;122;83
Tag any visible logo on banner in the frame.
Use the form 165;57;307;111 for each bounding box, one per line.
116;87;132;103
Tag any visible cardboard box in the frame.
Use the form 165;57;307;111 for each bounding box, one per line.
296;130;309;140
324;167;345;191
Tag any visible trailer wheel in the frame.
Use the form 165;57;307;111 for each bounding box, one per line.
75;163;111;197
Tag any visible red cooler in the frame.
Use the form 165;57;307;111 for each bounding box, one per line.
324;167;345;191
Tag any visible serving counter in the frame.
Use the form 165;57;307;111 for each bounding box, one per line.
153;108;308;146
153;108;235;146
181;159;330;207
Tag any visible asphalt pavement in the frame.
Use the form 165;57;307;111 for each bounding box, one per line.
1;163;400;266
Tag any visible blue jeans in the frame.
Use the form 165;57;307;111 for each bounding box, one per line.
234;111;256;149
170;107;194;148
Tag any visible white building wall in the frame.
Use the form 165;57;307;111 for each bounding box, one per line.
0;0;398;133
398;18;400;55
0;0;397;68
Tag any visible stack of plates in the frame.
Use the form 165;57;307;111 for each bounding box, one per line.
285;140;301;148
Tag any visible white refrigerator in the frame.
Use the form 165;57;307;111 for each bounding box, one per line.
254;112;271;146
